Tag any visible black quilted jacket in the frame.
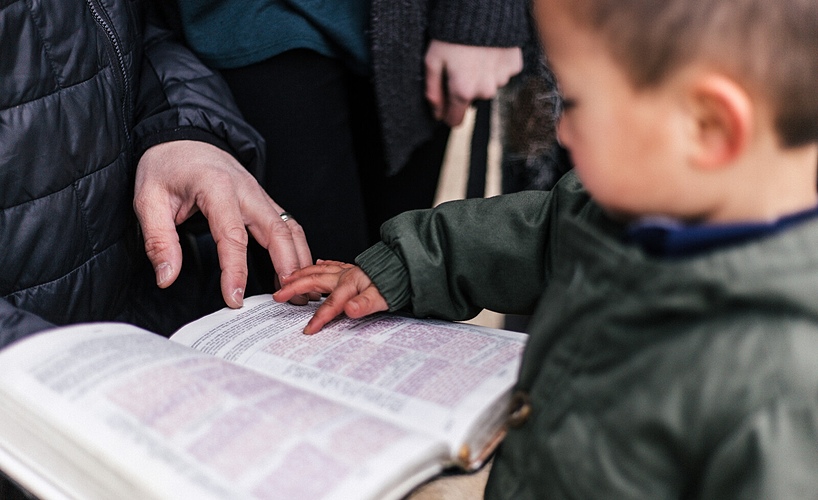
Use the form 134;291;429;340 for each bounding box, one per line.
0;0;264;347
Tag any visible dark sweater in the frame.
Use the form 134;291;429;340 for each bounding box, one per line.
371;0;530;173
175;0;531;174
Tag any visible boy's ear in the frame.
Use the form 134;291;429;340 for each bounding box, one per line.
688;75;752;169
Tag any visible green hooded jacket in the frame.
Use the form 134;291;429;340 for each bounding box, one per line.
355;171;818;498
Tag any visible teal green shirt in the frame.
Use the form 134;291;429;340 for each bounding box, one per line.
176;0;371;74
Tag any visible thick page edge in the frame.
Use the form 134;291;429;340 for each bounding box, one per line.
458;426;507;471
0;444;71;500
0;324;455;500
379;461;444;500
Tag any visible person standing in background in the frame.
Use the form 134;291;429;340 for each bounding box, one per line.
1;1;312;494
169;0;529;293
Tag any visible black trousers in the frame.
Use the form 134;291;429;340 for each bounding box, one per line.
219;49;449;293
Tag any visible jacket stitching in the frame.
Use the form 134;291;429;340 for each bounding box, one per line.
2;240;124;298
0;69;105;114
23;0;64;89
73;179;99;257
0;145;125;211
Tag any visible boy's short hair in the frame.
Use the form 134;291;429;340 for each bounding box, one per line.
560;0;818;147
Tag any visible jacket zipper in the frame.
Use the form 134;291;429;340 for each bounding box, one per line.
85;0;133;149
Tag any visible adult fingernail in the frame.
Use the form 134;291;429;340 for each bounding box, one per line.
155;263;173;286
231;288;244;307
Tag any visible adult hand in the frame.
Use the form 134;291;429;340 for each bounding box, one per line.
134;140;313;308
424;40;523;127
274;260;389;334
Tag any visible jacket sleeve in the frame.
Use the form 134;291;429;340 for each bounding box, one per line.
355;173;589;321
131;1;266;178
428;0;531;47
357;190;554;321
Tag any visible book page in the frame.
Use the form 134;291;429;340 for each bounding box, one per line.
0;324;447;500
171;296;527;463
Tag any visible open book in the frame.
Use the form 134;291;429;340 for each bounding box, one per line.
0;295;527;500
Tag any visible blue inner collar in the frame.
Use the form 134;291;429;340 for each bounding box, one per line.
624;205;818;258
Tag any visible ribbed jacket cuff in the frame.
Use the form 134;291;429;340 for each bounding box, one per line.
428;0;530;47
355;242;412;312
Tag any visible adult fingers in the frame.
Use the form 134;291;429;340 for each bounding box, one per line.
246;200;309;282
424;55;446;121
442;94;470;127
198;182;250;308
279;214;322;300
133;182;185;290
263;211;315;303
272;212;314;273
134;195;182;288
237;186;316;305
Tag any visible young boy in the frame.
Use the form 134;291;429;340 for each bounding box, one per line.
274;0;818;497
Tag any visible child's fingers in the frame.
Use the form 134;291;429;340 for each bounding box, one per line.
302;272;373;334
303;292;351;334
273;272;339;302
279;262;348;284
345;287;388;318
303;305;339;334
315;259;355;268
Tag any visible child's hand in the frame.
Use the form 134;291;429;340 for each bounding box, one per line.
273;260;389;334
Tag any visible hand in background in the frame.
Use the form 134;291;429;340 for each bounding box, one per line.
134;140;313;308
274;260;389;334
424;40;523;127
